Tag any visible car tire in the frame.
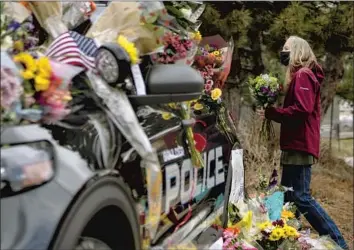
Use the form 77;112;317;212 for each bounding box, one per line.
51;176;140;250
75;237;112;250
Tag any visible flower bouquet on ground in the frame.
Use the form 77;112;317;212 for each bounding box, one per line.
248;73;282;143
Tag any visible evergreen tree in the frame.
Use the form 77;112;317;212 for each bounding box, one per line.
200;1;354;120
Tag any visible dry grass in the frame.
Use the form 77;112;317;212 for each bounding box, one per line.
238;114;354;249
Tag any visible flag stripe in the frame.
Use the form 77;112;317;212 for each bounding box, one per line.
45;31;98;71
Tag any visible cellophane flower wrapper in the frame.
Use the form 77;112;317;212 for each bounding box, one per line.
278;239;302;250
235;198;269;227
263;191;284;221
162;2;206;33
49;60;83;89
161;102;204;168
2;2;31;24
195;35;234;89
150;31;199;66
167;242;197;250
25;2;68;39
1;3;38;53
61;2;92;30
86;72;162;240
87;2;166;55
311;236;343;250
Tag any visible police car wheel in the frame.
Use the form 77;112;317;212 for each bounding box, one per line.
51;176;140;250
75;237;112;250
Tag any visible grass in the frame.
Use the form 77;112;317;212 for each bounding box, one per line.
323;138;353;158
238;114;354;249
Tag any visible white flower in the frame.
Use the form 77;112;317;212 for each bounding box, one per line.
1;36;13;50
180;8;192;19
261;74;270;82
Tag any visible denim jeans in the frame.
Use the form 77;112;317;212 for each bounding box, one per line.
281;165;348;249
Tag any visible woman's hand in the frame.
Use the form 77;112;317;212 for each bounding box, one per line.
256;108;265;120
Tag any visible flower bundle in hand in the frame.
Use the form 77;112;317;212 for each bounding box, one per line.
248;74;282;141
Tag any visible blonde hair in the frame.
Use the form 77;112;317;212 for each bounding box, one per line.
285;36;317;84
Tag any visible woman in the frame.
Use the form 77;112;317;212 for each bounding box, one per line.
258;36;348;249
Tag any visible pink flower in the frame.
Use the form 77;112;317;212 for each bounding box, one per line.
204;83;212;92
201;71;208;78
43;106;70;123
206;79;214;86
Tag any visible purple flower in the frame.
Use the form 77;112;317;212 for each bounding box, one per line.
260;86;269;94
272;219;285;227
23;22;35;32
0;67;23;109
7;20;21;31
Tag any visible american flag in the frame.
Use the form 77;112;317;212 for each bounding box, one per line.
46;31;98;71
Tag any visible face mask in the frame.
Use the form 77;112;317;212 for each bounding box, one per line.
280;51;290;66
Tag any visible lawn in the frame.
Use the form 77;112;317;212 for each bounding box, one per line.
323;138;353;158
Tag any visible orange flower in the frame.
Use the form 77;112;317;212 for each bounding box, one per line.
225;226;240;235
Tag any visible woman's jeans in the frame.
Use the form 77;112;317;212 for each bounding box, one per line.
281;165;348;249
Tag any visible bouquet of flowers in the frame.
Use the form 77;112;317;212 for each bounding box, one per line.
248;73;282;141
192;35;234;115
1;2;38;53
257;219;300;250
194;35;234;89
160;101;204;168
150;31;200;65
1;51;80;125
162;1;205;33
222;228;258;250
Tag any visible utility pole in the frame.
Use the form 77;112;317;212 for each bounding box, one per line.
329;99;334;151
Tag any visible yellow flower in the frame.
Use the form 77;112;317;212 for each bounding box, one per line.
269;233;281;241
283;225;298;237
13;40;24;51
162;112;173;120
211;88;222;100
235;211;252;230
21;70;35;80
281;210;295;220
192;31;202;42
34;75;50;91
258;221;272;231
272;228;285;238
117;35;139;65
37;57;51;75
212;50;220;56
193;103;204;110
168;102;177;109
13;52;37;78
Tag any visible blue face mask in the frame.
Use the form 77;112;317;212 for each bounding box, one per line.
280;51;290;66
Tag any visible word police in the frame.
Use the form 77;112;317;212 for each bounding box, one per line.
164;146;225;213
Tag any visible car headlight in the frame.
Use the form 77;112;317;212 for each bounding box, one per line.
1;140;55;197
95;43;131;86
